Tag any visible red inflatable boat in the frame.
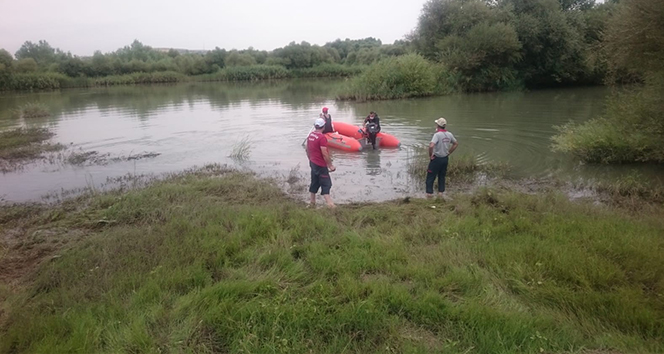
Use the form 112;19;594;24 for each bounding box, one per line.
333;121;401;148
324;132;363;152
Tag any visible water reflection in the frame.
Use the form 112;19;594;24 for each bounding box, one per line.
365;149;382;176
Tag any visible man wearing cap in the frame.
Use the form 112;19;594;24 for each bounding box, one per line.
319;107;334;134
426;117;459;198
307;118;336;208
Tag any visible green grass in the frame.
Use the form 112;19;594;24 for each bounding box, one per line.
198;65;291;82
1;66;363;92
1;66;365;92
90;71;187;86
1;166;663;353
290;64;366;78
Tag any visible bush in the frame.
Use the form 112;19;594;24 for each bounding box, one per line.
338;54;446;101
9;72;72;90
552;76;664;163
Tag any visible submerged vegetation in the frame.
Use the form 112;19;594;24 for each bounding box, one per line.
229;137;253;161
0;167;662;353
0;127;63;172
13;102;51;118
407;148;510;183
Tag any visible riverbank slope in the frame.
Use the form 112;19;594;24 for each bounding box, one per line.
1;166;662;354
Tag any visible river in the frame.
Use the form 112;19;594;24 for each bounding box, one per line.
1;79;662;203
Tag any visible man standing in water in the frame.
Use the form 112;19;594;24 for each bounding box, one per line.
319;107;334;134
426;117;458;199
363;111;381;149
307;118;336;208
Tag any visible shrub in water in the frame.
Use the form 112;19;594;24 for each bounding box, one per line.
338;54;445;101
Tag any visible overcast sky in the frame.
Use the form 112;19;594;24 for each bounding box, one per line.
0;0;427;56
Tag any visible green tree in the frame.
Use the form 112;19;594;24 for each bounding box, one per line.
0;49;14;89
225;51;257;67
505;0;588;86
205;48;227;70
271;42;334;69
91;51;114;76
16;58;38;73
0;49;13;71
58;56;86;77
15;40;58;66
604;0;664;77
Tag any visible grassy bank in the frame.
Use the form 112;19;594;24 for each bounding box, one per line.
1;166;663;353
1;65;367;91
0;127;63;172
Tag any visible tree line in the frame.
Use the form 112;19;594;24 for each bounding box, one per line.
0;0;653;94
0;38;408;82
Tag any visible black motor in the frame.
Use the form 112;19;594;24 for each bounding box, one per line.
365;123;380;149
366;123;379;135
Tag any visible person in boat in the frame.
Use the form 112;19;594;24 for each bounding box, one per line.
363;111;382;149
319;107;334;134
306;118;336;208
426;117;459;199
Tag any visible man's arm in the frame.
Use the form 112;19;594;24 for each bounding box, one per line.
321;146;336;171
448;134;459;155
449;141;459;155
428;142;435;160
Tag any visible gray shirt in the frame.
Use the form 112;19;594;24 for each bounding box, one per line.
431;130;457;157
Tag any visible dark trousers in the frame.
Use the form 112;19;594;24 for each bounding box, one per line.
309;161;332;195
426;155;449;194
367;132;378;148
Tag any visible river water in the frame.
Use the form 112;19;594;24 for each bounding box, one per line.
1;79;661;203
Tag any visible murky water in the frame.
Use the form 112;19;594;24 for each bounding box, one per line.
1;79;662;203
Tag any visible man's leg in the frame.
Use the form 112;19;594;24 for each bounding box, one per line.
309;165;320;207
425;157;439;197
320;168;335;208
437;156;449;197
323;195;335;208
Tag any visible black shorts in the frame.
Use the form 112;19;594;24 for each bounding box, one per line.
309;161;332;195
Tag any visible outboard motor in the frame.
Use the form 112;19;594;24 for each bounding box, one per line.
365;123;380;149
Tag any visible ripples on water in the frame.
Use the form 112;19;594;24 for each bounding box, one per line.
1;80;661;203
